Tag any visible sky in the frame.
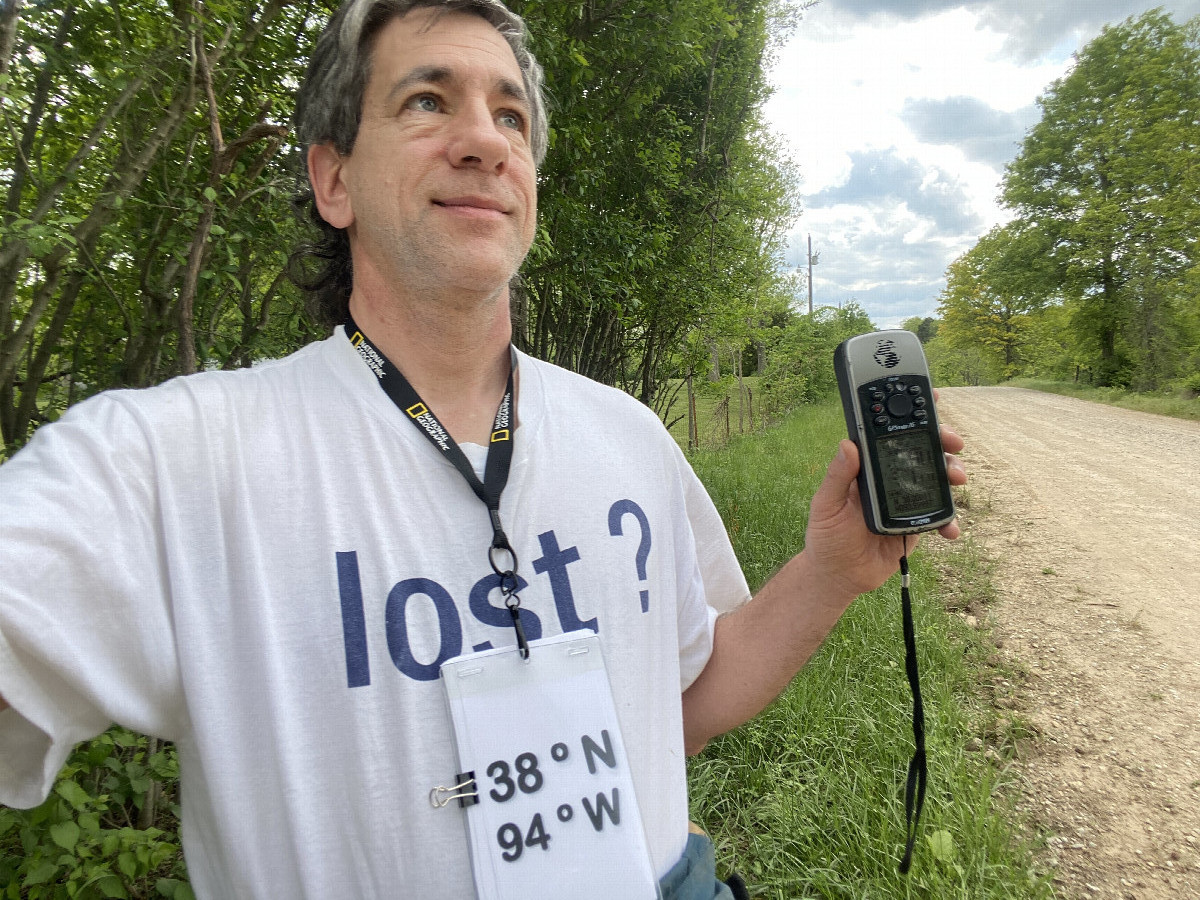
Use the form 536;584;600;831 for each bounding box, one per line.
764;0;1200;328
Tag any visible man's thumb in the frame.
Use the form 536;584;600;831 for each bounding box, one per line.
811;440;860;519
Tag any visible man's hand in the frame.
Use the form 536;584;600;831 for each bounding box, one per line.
803;426;967;601
680;425;966;754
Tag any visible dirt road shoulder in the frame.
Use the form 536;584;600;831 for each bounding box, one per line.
935;387;1200;900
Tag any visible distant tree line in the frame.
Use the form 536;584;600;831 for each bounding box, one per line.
925;10;1200;394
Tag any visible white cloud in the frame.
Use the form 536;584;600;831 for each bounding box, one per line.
766;6;1066;192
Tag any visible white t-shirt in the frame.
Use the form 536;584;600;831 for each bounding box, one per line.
0;330;750;899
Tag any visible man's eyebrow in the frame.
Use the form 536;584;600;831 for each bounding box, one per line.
386;65;452;103
495;76;529;107
386;65;530;108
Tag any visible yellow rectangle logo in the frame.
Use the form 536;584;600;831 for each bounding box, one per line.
491;429;511;443
406;402;429;418
349;331;364;347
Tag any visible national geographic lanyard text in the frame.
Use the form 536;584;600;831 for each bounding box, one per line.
345;316;529;658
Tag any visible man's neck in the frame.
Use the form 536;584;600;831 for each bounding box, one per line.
348;286;514;446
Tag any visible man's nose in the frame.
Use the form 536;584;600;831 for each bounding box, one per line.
446;100;511;172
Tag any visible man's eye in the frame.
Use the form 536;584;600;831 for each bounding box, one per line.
412;95;440;113
498;110;525;131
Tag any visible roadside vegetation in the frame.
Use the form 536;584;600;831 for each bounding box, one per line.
685;401;1053;899
1003;379;1200;423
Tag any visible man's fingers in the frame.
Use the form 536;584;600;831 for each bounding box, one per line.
939;424;964;454
945;453;967;485
938;426;967;486
937;519;962;540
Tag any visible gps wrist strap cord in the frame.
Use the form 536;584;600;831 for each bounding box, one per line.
898;535;927;874
345;315;530;659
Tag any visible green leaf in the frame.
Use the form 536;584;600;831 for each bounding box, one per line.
926;828;957;863
96;875;130;898
77;811;101;837
49;820;81;852
55;779;92;811
117;850;139;881
23;860;60;885
156;882;196;900
203;187;218;202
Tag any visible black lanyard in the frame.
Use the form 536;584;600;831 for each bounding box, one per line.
345;315;529;659
898;548;926;874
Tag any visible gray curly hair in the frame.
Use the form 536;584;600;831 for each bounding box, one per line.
289;0;549;327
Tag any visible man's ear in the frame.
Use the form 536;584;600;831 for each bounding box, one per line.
307;143;354;229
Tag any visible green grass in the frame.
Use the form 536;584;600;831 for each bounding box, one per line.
1005;377;1200;421
684;400;1052;899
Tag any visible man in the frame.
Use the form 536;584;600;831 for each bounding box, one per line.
0;1;966;896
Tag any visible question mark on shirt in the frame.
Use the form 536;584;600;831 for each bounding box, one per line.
607;499;652;613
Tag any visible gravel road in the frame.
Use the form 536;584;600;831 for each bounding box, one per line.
935;387;1200;900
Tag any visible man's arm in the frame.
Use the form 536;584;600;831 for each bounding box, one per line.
681;434;966;754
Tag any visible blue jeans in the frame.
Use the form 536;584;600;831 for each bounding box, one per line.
658;832;735;900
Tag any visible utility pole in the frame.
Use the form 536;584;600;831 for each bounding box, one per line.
806;234;818;315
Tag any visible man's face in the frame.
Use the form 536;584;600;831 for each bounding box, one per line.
327;9;538;304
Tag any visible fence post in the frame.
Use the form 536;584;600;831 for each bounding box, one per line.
687;373;697;451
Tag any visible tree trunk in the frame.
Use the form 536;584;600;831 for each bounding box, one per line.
137;737;161;830
0;0;22;80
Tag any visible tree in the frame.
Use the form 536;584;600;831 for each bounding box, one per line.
0;0;328;456
1020;301;1085;382
759;302;872;417
922;335;998;387
936;221;1055;377
901;316;938;344
512;0;803;406
1001;10;1200;387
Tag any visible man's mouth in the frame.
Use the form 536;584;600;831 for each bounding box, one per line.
433;196;508;214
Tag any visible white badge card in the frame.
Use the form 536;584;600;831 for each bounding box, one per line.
439;631;660;900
